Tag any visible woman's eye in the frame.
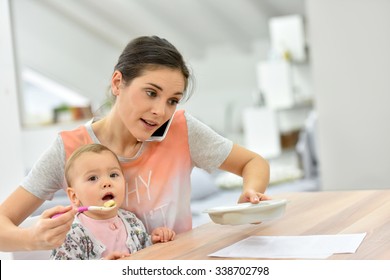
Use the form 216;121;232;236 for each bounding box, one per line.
168;99;179;105
146;90;157;97
88;176;98;181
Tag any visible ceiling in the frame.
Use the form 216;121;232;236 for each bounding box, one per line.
37;0;306;60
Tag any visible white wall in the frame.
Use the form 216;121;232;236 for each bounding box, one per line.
307;0;390;190
181;41;270;139
0;0;24;202
11;0;119;108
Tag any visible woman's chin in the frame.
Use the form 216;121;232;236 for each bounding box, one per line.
136;136;148;142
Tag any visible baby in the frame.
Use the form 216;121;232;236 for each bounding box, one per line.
51;143;175;260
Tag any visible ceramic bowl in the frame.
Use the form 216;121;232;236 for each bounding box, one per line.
203;199;287;225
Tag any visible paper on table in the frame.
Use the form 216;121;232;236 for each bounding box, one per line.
209;233;367;259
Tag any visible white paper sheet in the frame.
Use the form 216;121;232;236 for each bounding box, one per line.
209;233;367;259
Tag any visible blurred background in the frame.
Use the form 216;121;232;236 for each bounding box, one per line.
1;0;390;206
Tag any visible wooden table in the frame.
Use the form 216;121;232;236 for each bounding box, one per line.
126;190;390;260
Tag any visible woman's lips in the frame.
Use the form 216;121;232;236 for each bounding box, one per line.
141;118;158;127
141;118;159;132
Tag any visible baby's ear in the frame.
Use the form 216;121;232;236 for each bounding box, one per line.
66;187;81;206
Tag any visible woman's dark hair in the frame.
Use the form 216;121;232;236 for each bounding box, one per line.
113;35;193;101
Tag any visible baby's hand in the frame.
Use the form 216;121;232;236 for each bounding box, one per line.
151;227;176;244
103;251;131;260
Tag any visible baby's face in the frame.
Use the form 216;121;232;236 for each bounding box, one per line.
68;150;124;218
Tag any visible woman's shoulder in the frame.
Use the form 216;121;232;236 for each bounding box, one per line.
173;109;197;129
59;121;94;159
59;122;90;140
159;109;188;137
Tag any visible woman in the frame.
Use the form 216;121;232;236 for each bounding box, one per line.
0;36;270;252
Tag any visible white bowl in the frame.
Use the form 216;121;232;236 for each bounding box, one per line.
203;199;287;225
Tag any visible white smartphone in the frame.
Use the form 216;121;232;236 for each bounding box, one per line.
146;112;175;142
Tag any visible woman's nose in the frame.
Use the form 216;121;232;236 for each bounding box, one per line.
151;100;166;116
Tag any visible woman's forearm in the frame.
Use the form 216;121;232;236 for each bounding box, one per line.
242;155;270;194
0;216;33;251
0;186;44;251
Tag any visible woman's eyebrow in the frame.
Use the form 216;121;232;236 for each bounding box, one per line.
147;82;184;96
147;82;162;91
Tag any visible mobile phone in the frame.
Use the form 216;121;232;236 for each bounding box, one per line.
146;112;175;142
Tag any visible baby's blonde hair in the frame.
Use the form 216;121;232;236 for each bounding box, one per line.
65;143;121;187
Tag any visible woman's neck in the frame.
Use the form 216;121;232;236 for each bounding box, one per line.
92;114;141;158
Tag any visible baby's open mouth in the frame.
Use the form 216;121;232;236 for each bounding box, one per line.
102;193;114;201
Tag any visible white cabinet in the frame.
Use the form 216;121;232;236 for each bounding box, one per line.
242;107;281;159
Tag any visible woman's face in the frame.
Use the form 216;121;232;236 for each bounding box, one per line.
113;67;185;141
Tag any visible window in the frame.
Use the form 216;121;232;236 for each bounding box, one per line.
20;68;91;126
